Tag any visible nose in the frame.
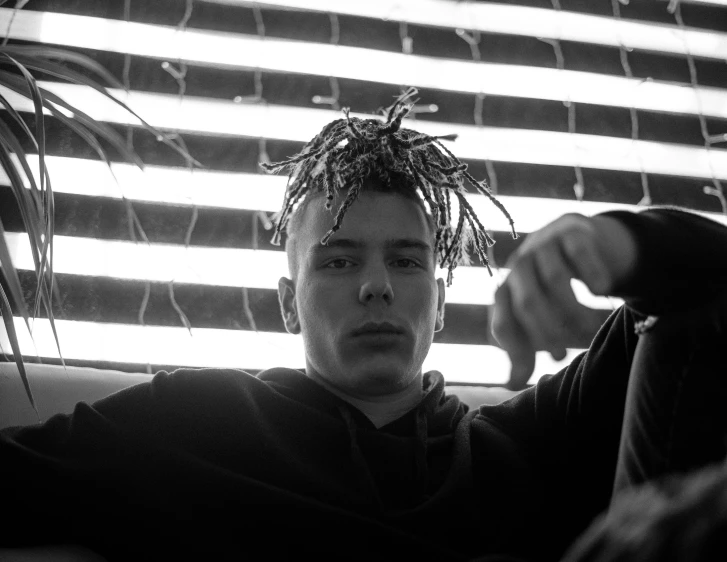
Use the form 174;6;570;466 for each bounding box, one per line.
359;266;394;305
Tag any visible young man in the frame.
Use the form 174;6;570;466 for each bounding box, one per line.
2;98;727;562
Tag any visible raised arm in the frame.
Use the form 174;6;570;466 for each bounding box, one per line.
491;207;727;389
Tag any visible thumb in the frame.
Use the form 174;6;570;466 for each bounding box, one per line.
507;350;536;391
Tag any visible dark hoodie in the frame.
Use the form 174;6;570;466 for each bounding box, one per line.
2;208;727;561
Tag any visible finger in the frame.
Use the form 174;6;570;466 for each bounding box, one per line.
559;226;612;295
531;241;580;359
491;283;536;390
509;352;536;391
536;239;600;351
507;245;570;359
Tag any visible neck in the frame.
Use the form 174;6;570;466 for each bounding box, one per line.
307;370;425;429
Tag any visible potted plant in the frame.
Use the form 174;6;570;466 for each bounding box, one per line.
0;14;195;412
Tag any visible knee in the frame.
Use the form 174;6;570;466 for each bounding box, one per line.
638;288;727;338
563;459;727;562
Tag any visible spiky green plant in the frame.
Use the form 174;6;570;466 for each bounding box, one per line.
0;41;196;414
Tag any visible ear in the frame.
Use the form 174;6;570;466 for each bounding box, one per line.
434;277;445;333
277;277;301;335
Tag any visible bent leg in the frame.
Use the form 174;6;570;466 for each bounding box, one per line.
612;290;727;499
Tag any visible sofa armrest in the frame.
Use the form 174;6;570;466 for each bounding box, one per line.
0;363;151;429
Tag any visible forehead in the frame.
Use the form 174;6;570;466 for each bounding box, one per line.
295;191;434;252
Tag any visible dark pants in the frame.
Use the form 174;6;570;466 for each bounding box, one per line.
612;291;727;498
561;293;727;561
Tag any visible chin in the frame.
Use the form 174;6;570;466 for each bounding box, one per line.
351;364;416;393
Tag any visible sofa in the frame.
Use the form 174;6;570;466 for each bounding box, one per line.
0;362;519;429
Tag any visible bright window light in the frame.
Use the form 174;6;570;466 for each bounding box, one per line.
4;232;288;291
189;1;727;61
2;317;584;385
3;231;622;309
0;9;721;119
8;155;287;212
3;83;727;181
658;0;727;6
4;155;693;234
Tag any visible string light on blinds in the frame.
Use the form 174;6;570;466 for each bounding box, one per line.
0;9;723;120
2;82;726;181
2;155;681;234
191;0;727;61
2;231;619;309
2;317;585;385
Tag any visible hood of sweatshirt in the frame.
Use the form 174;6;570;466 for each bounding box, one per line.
256;368;471;515
257;367;467;433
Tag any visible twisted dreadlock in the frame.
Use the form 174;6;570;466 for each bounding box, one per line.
261;89;518;285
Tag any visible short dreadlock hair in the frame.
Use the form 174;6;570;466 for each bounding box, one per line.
261;89;517;285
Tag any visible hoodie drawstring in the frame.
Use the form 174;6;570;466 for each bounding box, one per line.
338;403;432;510
415;407;429;497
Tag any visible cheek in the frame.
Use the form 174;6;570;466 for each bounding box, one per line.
402;279;439;319
296;281;345;327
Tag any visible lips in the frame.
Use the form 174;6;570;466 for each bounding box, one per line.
351;321;405;337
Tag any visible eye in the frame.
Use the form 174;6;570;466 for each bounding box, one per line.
324;258;354;269
393;258;421;268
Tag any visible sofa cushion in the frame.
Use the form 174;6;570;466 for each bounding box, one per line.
0;363;152;428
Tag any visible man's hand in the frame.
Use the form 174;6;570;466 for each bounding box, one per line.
491;213;637;390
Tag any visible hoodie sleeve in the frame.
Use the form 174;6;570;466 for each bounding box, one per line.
472;206;727;557
480;206;727;450
0;369;177;547
601;206;727;315
473;305;640;558
0;368;252;549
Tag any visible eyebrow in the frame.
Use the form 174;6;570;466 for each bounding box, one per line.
310;237;433;254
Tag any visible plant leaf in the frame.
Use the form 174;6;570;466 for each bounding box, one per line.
0;89;38;150
43;101;111;164
0;53;48;208
42;97;144;167
0;217;30;331
32;184;64;368
0;57;200;169
0;40;207;406
0;135;57;330
0;55;45;152
41;163;60;308
0;52;201;168
0;137;43;272
0;280;37;414
0;140;63;370
0;42;199;396
1;45;125;89
0;69;144;169
6;52;130;122
31;166;57;332
0;110;40;197
0;132;57;349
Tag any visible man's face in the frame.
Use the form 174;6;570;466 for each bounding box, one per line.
278;191;445;398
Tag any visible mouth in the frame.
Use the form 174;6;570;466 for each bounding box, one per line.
351;322;405;338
